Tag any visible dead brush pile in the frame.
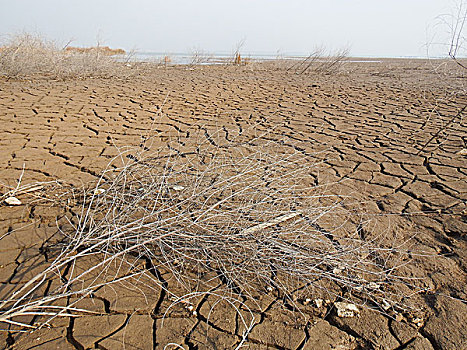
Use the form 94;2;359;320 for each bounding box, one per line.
0;130;426;333
0;33;132;79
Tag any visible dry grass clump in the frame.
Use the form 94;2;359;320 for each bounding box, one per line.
0;33;131;79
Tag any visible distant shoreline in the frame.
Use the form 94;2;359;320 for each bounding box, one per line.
129;51;455;65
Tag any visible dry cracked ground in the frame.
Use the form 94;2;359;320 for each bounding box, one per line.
0;59;466;349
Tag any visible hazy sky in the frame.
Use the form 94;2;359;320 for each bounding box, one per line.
0;0;462;57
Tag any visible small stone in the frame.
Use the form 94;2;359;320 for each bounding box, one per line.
4;196;21;206
381;299;391;311
332;267;343;274
411;317;424;327
314;299;323;308
334;302;360;318
172;185;185;191
395;313;404;322
94;188;106;195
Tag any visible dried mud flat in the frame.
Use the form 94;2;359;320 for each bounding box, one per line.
0;59;466;349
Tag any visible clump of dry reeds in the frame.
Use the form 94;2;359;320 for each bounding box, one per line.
287;47;349;74
0;33;132;79
0;127;425;334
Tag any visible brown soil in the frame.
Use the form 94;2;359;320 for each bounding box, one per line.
0;59;466;349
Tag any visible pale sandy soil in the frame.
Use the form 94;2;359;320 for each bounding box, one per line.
0;59;466;349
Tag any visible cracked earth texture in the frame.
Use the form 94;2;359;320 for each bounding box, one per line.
0;59;466;349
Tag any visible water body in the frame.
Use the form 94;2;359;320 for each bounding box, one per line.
129;51;387;65
130;51;286;64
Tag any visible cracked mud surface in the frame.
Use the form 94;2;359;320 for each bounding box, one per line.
0;60;466;349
